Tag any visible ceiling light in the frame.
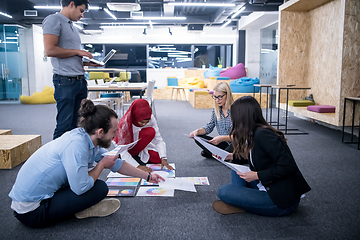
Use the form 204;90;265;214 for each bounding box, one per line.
104;8;117;20
132;16;186;20
34;6;99;10
0;11;13;18
100;25;145;29
34;6;61;9
101;22;154;26
221;20;232;29
168;3;235;7
231;6;246;19
107;3;141;12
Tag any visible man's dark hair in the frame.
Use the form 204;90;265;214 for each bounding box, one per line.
61;0;90;9
78;99;118;135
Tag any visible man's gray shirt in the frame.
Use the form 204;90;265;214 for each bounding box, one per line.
42;12;84;76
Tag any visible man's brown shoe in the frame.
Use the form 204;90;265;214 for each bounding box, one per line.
212;200;246;215
75;198;121;219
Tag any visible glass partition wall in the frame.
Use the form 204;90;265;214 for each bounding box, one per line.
0;25;28;102
259;22;278;107
84;44;233;69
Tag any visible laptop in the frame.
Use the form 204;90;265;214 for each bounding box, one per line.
83;49;116;66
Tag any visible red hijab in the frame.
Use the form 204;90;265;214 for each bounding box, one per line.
114;99;152;145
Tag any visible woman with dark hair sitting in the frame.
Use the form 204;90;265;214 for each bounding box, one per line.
213;96;311;216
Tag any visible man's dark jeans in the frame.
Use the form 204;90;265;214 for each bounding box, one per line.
53;74;87;139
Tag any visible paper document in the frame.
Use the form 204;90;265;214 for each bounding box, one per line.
193;136;250;173
159;178;196;192
193;136;229;160
103;139;140;157
226;162;250;173
107;172;130;178
136;186;174;197
146;163;176;170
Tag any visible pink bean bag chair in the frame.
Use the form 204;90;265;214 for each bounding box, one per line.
220;63;246;79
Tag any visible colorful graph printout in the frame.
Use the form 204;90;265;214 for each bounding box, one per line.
106;178;140;187
136;186;174;197
153;170;175;178
107;186;137;197
140;179;158;186
146;163;176;170
176;177;210;185
107;172;129;178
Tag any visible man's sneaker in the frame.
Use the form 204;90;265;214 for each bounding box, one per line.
75;198;121;219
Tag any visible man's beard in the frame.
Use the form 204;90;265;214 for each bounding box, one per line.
97;137;111;148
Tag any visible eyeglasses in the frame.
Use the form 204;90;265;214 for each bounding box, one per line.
212;94;226;100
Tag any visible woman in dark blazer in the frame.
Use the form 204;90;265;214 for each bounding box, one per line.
214;96;311;217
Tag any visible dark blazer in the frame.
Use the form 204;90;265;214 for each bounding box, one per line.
250;127;311;209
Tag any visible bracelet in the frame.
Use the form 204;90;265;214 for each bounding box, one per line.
147;172;151;182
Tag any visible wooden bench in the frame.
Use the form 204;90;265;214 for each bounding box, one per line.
0;130;12;135
0;135;41;169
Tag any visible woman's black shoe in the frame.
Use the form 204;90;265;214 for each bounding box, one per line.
201;150;212;158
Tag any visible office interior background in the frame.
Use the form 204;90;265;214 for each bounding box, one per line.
0;0;282;102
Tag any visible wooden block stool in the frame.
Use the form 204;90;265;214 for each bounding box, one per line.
0;129;12;135
171;86;186;101
0;135;41;169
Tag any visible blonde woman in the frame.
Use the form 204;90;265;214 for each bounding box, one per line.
189;82;234;158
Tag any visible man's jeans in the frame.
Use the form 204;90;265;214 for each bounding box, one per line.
217;171;299;217
53;74;87;139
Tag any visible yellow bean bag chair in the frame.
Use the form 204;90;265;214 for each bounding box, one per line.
178;77;205;89
20;86;56;104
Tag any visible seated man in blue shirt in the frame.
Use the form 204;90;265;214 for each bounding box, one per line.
8;99;164;228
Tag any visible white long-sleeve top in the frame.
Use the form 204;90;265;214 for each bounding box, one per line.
121;114;166;167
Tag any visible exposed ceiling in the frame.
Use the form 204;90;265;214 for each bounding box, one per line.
0;0;283;32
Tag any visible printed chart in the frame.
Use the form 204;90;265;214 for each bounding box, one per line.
176;177;210;185
107;187;136;197
106;178;140;186
136;186;174;197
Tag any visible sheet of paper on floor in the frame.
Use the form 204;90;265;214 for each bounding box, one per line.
136;186;174;197
159;178;196;192
153;169;175;178
141;179;157;186
107;171;132;178
106;178;141;186
146;163;175;170
176;177;210;185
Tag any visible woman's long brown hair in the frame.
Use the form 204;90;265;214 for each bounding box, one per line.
230;96;286;159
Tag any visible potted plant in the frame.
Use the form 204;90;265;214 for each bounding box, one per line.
200;59;207;68
217;57;223;68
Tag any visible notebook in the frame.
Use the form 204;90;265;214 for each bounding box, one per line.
83;49;116;66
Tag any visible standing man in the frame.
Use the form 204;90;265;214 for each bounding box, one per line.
9;99;164;228
43;0;99;139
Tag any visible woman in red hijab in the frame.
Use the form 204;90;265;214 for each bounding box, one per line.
114;99;173;172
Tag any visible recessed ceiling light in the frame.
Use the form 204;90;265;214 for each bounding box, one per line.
168;3;235;7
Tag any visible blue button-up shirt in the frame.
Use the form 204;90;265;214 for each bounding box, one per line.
9;128;123;204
